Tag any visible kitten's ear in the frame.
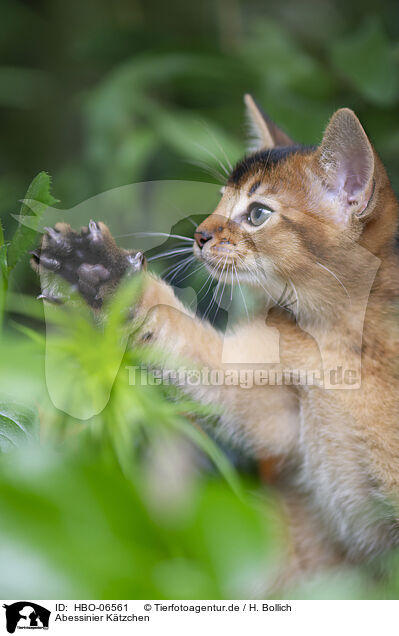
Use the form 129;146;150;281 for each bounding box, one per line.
317;108;375;221
244;94;293;150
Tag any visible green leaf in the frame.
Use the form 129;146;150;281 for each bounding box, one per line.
172;415;243;498
0;218;4;249
0;397;39;452
330;18;399;106
7;172;59;271
0;243;8;330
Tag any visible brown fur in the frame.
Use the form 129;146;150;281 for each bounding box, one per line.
33;100;399;590
135;103;399;584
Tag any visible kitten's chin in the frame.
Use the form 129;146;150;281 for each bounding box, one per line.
201;258;254;286
195;248;278;290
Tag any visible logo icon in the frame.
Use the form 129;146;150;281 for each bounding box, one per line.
3;602;50;633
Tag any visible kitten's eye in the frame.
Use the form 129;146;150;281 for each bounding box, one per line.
247;202;274;226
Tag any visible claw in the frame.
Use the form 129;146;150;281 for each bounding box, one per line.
39;255;61;271
88;219;103;246
43;226;72;254
29;250;40;264
37;293;63;304
89;220;98;232
127;251;145;272
44;226;59;240
134;251;144;263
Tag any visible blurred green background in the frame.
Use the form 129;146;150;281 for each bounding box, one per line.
2;0;399;294
1;0;399;601
2;0;399;231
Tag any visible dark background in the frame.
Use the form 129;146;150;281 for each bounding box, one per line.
1;0;399;214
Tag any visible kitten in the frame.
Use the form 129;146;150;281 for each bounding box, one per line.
32;95;399;583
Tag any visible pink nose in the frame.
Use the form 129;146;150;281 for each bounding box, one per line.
194;230;213;249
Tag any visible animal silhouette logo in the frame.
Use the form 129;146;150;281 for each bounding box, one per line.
3;602;50;633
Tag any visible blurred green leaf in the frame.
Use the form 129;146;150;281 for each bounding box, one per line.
172;415;243;498
7;172;59;271
0;397;39;452
0;67;53;109
0;445;276;598
244;20;335;100
0;242;8;327
330;18;399;106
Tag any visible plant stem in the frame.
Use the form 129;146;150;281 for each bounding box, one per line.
0;219;8;333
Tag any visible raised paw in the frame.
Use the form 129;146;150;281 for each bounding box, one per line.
31;221;145;308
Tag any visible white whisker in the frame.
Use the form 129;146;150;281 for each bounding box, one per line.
212;261;230;324
169;259;194;284
178;260;205;284
147;247;193;262
316;262;351;304
200;120;233;172
192;258;224;312
233;261;249;320
236;254;277;305
189;270;214;310
194;142;230;177
161;255;194;279
286;278;300;316
166;256;195;283
186;216;198;228
115;231;194;243
204;256;228;320
188;160;226;184
203;258;227;320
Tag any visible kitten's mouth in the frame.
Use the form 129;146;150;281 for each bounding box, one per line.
194;242;238;265
200;254;250;287
193;242;251;284
200;252;239;271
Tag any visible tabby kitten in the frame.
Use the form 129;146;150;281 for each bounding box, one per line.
32;95;399;582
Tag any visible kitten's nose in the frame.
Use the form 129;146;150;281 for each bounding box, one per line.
194;230;213;249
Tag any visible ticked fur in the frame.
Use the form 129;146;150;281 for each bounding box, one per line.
33;98;399;586
137;101;399;572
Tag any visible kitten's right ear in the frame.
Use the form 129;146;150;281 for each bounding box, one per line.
244;94;293;150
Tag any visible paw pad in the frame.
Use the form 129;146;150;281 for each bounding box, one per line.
32;221;144;308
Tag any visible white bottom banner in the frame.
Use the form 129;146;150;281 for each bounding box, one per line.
0;600;398;635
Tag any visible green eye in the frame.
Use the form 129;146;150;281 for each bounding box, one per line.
247;202;274;226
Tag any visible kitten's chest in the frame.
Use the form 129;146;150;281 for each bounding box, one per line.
297;388;398;558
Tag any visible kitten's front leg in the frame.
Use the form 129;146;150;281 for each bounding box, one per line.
137;279;300;459
32;221;298;459
136;275;224;366
31;220;224;370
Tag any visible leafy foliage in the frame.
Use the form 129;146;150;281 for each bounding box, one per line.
0;398;39;452
0;444;276;599
0;172;58;329
7;172;59;271
330;18;399;107
0;272;277;598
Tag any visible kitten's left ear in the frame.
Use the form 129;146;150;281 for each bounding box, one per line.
244;94;293;150
317;108;375;222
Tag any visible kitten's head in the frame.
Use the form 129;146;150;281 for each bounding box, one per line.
193;96;397;320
